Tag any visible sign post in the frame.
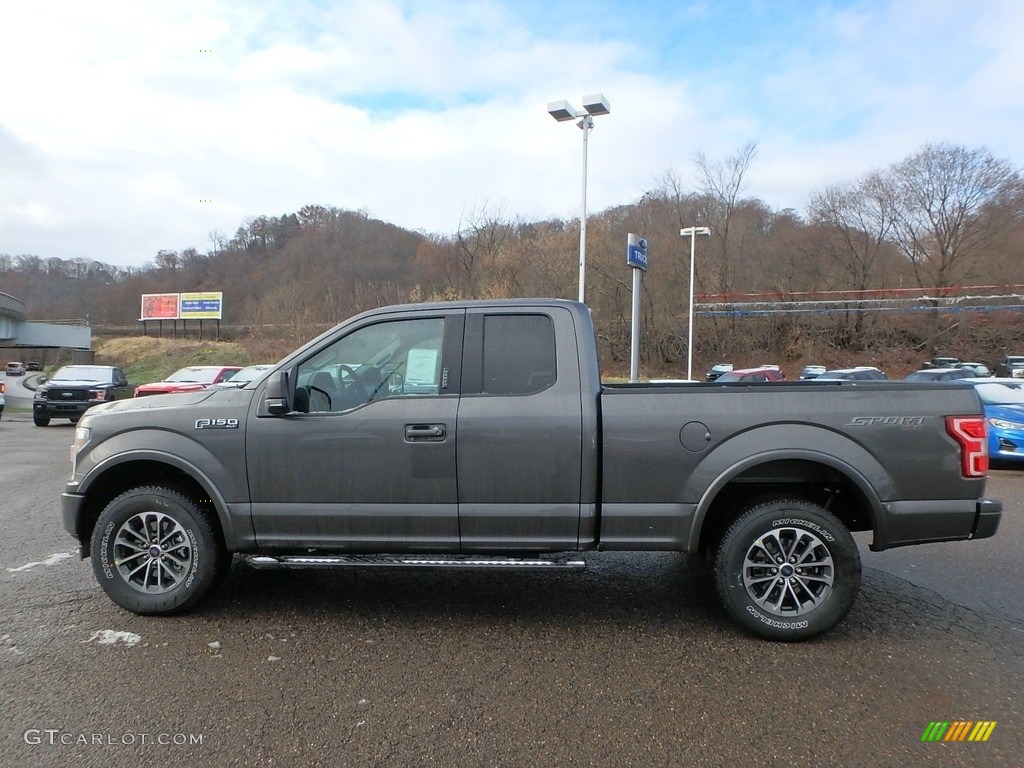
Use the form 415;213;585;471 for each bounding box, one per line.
626;234;648;382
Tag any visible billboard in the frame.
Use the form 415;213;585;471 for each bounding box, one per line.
141;294;180;320
180;292;223;319
140;292;223;320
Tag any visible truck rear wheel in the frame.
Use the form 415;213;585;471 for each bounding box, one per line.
90;486;228;615
713;498;861;641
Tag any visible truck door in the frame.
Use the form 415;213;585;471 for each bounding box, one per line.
456;307;584;550
246;311;464;551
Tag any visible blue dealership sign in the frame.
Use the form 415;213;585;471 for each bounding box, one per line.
627;234;648;272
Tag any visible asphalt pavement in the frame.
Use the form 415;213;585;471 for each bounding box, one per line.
1;415;1021;768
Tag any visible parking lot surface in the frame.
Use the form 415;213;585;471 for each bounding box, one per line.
1;416;1021;767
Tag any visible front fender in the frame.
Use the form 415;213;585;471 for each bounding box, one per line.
74;429;253;550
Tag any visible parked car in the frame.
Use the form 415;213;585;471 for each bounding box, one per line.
713;366;785;383
32;365;131;426
798;365;827;380
134;365;243;397
956;378;1024;462
921;356;961;370
5;361;26;376
904;367;972;382
26;361;43;372
704;363;733;382
956;362;992;377
213;364;274;389
993;355;1024;378
816;367;888;381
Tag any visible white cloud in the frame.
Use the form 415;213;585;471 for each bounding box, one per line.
0;0;1021;266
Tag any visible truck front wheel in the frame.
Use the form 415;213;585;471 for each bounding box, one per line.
90;486;228;615
713;499;861;641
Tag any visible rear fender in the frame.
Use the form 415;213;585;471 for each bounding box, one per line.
686;424;892;552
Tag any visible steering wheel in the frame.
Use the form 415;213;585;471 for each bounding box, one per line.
336;364;368;406
367;367;404;401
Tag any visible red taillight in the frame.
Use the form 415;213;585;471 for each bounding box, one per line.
945;416;988;478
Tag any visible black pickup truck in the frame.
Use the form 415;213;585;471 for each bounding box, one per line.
62;300;1001;640
33;364;130;426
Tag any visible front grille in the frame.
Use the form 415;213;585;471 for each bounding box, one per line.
47;389;88;402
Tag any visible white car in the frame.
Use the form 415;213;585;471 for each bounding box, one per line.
213;364;274;389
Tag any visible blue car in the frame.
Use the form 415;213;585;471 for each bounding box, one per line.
958;378;1024;462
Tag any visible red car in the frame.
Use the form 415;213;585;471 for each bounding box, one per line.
134;365;243;397
713;366;785;383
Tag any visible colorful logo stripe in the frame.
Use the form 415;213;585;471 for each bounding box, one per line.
921;721;996;742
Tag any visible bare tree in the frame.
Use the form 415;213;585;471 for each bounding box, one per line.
886;143;1023;352
692;141;759;355
451;204;513;298
208;230;227;257
694;140;758;292
889;143;1021;293
808;171;897;347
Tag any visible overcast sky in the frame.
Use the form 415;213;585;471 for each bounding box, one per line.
2;0;1022;268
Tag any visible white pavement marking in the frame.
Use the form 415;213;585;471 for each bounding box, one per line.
83;630;142;646
7;552;73;572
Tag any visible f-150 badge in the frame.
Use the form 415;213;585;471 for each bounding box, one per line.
195;418;239;429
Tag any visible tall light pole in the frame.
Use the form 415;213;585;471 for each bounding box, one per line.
547;94;611;304
680;226;711;381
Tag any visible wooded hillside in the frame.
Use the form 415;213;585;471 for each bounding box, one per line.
3;142;1023;376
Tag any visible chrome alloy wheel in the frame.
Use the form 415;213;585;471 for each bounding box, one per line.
741;527;835;616
113;512;194;593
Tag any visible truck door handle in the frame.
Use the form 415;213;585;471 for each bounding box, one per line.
405;424;447;442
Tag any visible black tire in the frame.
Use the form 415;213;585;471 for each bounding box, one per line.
713;498;861;641
33;415;50;427
90;486;228;615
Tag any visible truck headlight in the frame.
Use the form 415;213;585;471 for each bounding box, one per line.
989;417;1024;431
70;426;91;471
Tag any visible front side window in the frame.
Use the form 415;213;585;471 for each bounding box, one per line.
296;317;445;412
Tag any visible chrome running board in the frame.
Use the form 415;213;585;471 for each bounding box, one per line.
246;554;586;571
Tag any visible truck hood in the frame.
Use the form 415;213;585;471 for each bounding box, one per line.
135;381;207;392
86;389;218;416
41;379;114;389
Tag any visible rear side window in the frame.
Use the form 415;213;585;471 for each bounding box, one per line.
481;314;556;395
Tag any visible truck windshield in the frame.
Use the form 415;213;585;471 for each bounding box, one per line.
53;366;111;382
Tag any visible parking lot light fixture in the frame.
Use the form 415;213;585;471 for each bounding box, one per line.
547;94;611;304
680;226;712;381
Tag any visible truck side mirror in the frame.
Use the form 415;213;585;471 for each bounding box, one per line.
265;371;292;415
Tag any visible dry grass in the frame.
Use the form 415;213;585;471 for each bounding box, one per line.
93;336;258;387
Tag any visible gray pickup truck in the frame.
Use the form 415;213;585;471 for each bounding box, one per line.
62;299;1001;640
